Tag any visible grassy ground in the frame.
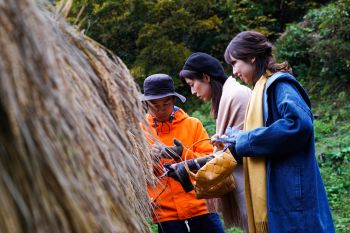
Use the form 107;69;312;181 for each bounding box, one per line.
313;98;350;233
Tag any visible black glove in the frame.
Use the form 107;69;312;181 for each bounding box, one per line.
174;155;215;172
164;163;194;192
160;138;184;161
194;155;215;168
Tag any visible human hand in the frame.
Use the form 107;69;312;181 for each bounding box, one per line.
211;133;220;142
163;162;194;192
211;133;227;150
150;143;164;162
160;139;184;161
225;126;240;140
211;127;241;148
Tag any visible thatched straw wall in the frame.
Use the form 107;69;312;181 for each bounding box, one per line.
0;1;154;232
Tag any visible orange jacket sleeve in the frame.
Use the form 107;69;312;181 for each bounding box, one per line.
181;117;213;160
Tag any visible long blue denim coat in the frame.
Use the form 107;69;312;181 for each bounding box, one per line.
236;72;335;232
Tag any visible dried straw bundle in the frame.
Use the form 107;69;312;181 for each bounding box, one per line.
0;0;154;232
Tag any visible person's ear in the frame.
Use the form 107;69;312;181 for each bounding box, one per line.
250;57;256;63
203;74;211;83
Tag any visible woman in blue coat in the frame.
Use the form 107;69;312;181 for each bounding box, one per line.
213;31;335;233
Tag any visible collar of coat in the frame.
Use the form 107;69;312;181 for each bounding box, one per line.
263;71;311;126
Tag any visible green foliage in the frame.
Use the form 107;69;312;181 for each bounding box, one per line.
189;102;216;135
150;221;157;232
314;96;350;232
69;0;330;85
134;37;191;79
275;0;350;98
226;226;244;233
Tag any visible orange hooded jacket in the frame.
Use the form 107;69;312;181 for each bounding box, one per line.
144;108;213;223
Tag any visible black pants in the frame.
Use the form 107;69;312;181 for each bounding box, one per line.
158;213;225;233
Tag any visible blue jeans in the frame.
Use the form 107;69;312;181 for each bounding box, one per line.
158;213;225;233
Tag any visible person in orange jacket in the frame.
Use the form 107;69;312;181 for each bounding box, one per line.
142;74;225;233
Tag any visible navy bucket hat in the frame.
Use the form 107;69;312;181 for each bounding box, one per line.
141;74;186;102
182;52;228;84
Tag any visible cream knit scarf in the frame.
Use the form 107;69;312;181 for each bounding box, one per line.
243;74;269;233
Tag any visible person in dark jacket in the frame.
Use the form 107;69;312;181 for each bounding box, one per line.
211;31;335;233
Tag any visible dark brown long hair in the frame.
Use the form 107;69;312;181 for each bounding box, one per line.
179;70;223;119
224;31;291;84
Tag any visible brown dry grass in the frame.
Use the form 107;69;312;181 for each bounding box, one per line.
0;1;154;232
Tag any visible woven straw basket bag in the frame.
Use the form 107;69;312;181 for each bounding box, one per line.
184;139;237;199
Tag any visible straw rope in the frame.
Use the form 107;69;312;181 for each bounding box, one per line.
183;138;213;179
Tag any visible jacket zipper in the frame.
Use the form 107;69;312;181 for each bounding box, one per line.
184;220;190;232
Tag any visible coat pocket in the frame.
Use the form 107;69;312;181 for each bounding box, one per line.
268;165;303;212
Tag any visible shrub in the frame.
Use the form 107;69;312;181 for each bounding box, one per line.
275;0;350;98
